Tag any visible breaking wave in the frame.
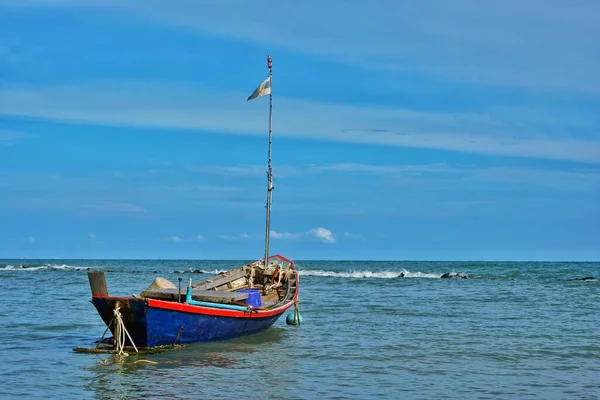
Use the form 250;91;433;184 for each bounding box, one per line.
173;269;228;275
0;264;89;271
298;269;449;279
0;265;230;275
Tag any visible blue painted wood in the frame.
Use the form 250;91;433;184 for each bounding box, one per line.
92;297;149;346
185;284;249;311
91;297;285;347
145;307;282;346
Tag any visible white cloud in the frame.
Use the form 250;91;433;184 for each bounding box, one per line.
28;236;35;243
196;234;205;242
309;227;336;244
89;232;96;240
167;235;182;242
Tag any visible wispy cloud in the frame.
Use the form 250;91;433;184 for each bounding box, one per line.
85;201;147;214
12;0;597;93
217;228;338;243
270;230;304;240
163;184;241;193
343;232;361;239
271;227;337;243
217;233;252;240
194;162;600;192
88;232;104;243
190;165;304;178
1;81;597;164
28;236;35;243
167;235;182;242
0;130;32;146
196;234;205;242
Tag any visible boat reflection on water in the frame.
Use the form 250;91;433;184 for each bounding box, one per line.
82;328;292;398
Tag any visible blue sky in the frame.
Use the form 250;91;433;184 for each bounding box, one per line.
1;0;599;261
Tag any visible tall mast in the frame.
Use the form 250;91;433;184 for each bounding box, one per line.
263;55;273;267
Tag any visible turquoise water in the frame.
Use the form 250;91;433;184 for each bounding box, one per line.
1;259;599;399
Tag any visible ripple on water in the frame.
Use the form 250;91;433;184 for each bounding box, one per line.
1;259;600;399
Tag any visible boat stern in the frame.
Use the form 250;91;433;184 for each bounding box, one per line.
87;271;149;347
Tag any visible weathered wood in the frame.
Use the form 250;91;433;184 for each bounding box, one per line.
73;343;186;354
140;288;249;304
257;292;281;309
193;269;248;291
88;271;109;297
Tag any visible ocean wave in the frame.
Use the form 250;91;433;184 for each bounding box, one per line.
0;264;89;271
173;269;227;275
298;269;447;279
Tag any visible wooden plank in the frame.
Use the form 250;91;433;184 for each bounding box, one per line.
73;344;186;354
141;288;249;304
193;269;248;291
88;271;108;297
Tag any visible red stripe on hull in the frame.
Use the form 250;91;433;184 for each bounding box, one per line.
147;298;295;318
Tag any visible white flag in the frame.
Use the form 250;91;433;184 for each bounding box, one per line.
247;76;271;101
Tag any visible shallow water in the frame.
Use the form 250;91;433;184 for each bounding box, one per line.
1;259;599;399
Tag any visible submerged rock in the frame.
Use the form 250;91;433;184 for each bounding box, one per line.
440;272;468;279
566;276;596;281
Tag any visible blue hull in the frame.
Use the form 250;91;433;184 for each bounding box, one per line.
146;307;282;346
91;297;287;347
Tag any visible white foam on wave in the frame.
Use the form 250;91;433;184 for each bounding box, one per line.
406;271;445;279
174;269;227;275
298;269;441;279
0;264;88;271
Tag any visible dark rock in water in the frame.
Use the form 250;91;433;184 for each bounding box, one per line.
566;276;596;281
441;272;468;279
193;269;202;274
399;272;405;277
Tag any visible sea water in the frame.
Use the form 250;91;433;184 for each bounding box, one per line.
0;259;599;399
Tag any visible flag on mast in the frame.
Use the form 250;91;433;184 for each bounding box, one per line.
247;76;271;101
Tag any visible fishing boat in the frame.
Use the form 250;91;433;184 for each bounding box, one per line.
85;56;301;349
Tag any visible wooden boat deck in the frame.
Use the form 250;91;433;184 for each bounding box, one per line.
140;288;249;304
138;258;297;311
141;284;287;310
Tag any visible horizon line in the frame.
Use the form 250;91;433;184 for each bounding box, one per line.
1;257;598;263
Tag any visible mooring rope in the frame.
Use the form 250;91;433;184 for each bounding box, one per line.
113;306;139;356
293;299;301;326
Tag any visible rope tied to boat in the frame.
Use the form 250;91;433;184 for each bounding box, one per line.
113;305;139;356
293;299;301;326
264;266;285;294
